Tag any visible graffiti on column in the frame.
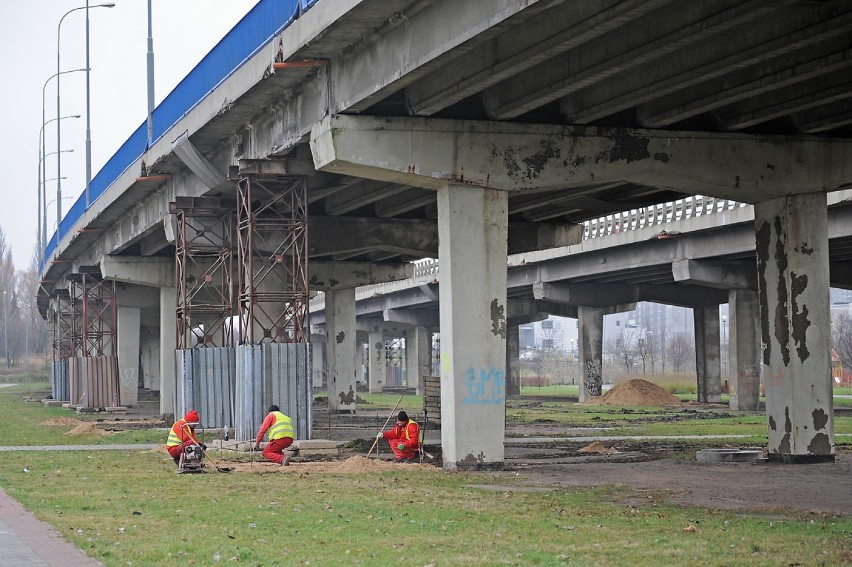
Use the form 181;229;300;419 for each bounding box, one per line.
584;359;602;397
119;367;138;389
463;367;505;405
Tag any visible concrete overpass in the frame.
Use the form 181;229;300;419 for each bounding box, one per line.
310;191;852;411
39;0;852;468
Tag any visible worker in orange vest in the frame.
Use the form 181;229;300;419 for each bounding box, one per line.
254;405;295;466
377;410;420;462
166;409;205;465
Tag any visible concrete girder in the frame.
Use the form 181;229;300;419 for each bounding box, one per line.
533;280;725;309
671;258;757;290
308;262;414;291
330;0;550;114
717;75;852;131
405;0;626;116
311;115;852;202
561;7;852;124
309;216;436;259
483;0;774;119
100;257;175;288
638;42;852;128
383;308;439;328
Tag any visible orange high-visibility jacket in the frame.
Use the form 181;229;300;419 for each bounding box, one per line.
166;419;201;447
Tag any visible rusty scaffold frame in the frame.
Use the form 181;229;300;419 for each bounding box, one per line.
172;196;236;349
70;271;117;358
52;288;75;361
235;171;309;344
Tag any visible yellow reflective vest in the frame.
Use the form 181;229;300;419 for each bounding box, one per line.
268;411;294;440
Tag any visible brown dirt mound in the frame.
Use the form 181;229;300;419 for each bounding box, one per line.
581;378;683;406
577;441;620;454
65;422;111;436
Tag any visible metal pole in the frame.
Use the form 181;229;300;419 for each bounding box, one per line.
146;0;155;146
85;0;91;207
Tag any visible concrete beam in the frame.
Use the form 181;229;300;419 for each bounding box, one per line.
309;261;414;291
383;308;439;328
533;280;724;308
101;257;175;288
308;216;438;259
671;259;757;290
311;115;852;201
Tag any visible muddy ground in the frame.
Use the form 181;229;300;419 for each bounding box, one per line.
312;398;852;518
84;393;852;518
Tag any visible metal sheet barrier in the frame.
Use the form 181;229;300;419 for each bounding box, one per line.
175;347;236;429
235;343;311;442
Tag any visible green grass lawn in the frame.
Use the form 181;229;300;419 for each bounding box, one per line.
0;383;849;565
1;450;849;566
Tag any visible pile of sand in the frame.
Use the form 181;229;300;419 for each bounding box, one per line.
581;378;683;406
577;441;620;454
65;422;111;436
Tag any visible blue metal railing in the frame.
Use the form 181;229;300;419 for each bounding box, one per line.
44;0;320;270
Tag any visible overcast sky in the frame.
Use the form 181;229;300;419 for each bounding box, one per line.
0;0;258;270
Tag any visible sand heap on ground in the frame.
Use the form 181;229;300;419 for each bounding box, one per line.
64;422;111;436
581;378;683;406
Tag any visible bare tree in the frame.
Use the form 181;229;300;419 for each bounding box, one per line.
832;312;852;377
612;330;638;373
668;335;693;374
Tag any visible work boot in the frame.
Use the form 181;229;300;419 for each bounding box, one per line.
280;455;290;466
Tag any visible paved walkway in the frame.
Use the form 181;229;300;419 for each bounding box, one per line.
0;486;102;566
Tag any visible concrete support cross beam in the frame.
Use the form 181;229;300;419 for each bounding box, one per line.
309;261;414;291
311;114;852;202
671;258;757;290
100;257;175;288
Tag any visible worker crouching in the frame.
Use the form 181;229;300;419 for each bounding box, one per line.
377;410;421;462
166;409;205;465
255;405;295;466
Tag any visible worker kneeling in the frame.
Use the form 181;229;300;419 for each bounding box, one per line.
166;409;206;466
255;405;295;466
377;410;421;462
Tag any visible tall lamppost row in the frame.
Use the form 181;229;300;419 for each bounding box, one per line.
38;115;78;258
40;68;83;259
56;2;115;238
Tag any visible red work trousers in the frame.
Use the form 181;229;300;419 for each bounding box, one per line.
263;437;294;464
389;441;419;460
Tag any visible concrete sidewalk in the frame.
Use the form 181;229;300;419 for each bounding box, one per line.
0;486;101;566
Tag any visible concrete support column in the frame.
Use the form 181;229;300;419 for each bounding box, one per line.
311;333;327;389
728;289;761;411
368;331;386;393
117;306;141;407
506;324;521;396
578;306;603;402
694;306;722;403
405;327;430;394
438;184;507;470
159;286;176;420
755;194;834;462
325;288;357;412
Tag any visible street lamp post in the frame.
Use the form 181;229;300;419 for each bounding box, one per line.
40;69;83;257
56;2;115;236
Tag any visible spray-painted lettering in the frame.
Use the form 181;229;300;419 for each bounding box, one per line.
463;367;505;405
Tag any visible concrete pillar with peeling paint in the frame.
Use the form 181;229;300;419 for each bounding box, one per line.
728;289;761;411
506;324;521;396
755;194;834;462
578;305;603;402
368;331;385;393
325;288;357;413
438;184;507;470
159;286;176;420
694;306;722;403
